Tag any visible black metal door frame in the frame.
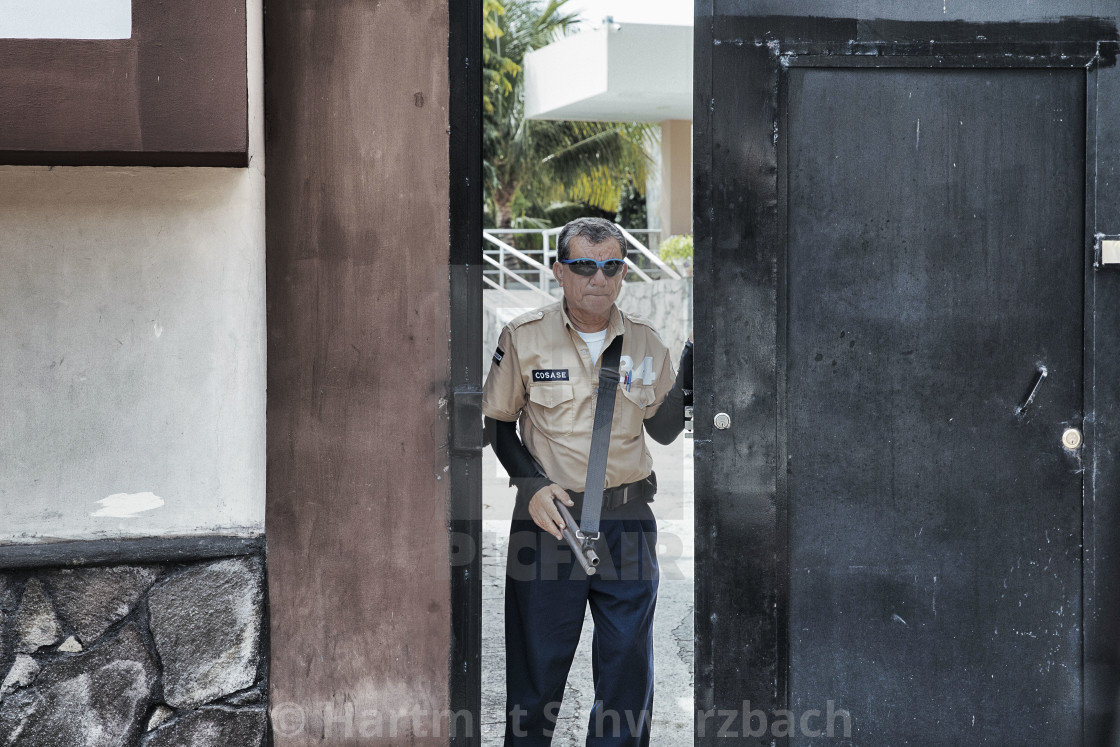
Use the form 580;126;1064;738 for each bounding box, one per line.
449;1;484;745
694;9;1120;745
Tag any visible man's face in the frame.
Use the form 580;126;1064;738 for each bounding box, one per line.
553;235;626;321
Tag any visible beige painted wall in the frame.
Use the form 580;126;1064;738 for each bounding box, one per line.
0;0;265;543
660;118;693;239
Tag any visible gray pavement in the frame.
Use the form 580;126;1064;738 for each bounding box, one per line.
481;436;695;746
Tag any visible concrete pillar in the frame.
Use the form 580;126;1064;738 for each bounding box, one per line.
659;119;692;240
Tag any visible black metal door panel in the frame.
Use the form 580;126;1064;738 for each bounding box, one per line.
787;68;1085;743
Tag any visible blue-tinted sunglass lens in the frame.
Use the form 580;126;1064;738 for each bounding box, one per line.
565;259;626;276
567;260;599;275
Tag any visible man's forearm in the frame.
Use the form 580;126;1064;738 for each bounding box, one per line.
485;417;552;498
644;340;693;445
644;385;685;444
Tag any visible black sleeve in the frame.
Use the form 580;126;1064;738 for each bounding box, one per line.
484;417;551;498
644;340;693;445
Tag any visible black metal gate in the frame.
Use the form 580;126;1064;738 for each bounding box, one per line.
695;8;1120;745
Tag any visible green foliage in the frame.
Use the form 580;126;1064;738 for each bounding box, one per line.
483;0;653;227
545;200;614;227
659;234;693;263
615;176;647;228
482;0;520;118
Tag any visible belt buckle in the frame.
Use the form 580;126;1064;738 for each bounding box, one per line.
620;483;637;506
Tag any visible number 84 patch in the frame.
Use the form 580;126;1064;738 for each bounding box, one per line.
619;355;656;384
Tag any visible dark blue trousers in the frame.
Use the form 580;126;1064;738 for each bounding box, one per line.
504;497;659;746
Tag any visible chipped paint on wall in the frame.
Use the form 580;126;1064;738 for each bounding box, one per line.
91;492;165;519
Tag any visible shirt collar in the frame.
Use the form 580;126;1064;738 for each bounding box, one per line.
560;300;624;339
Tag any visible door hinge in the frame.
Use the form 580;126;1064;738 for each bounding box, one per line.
1096;235;1120;268
451;389;484;454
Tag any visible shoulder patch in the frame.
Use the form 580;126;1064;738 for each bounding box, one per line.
508;303;557;330
623;310;656;329
621;310;668;351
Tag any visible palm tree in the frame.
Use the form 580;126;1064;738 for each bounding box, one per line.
483;0;652;228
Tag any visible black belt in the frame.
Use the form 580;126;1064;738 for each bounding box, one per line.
568;472;657;512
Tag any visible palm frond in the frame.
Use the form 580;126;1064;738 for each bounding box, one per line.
483;1;653;226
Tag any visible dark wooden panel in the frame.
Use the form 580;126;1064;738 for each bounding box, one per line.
1085;60;1120;746
134;0;248;155
788;67;1085;744
265;1;452;743
0;0;247;166
704;14;1118;70
698;8;1120;747
694;10;787;743
0;40;140;152
716;0;1115;24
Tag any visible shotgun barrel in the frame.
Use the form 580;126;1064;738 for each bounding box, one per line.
554;498;599;575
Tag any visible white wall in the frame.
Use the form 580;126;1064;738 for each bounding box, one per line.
523;27;609;120
0;0;265;543
0;0;130;39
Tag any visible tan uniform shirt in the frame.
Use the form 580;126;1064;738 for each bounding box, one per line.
483;301;676;493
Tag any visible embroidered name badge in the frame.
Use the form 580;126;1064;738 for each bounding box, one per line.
532;369;570;382
492;347;504;366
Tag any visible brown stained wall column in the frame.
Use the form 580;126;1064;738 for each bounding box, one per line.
265;2;452;744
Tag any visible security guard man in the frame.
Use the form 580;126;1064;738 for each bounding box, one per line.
483;217;692;746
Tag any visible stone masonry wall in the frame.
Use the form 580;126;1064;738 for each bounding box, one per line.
0;553;267;746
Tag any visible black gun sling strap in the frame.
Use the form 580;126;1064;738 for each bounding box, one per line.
579;334;623;538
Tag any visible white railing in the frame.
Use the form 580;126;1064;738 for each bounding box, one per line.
616;226;681;280
482;226;677;296
481;234;554;304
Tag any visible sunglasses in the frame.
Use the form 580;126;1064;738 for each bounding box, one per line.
560;258;627;277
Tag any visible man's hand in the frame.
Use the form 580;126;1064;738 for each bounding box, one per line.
529;484;574;540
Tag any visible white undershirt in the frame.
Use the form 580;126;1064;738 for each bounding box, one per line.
576;328;608;362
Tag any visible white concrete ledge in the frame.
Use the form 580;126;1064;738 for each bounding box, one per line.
524;23;692;122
